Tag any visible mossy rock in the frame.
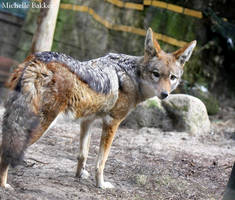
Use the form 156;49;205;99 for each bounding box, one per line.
121;97;172;130
162;94;211;134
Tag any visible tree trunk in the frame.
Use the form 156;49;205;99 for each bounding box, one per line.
31;0;61;53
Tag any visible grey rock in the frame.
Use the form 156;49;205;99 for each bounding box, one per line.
122;94;211;135
162;94;211;134
121;97;173;131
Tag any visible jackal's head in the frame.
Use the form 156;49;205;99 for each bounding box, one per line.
139;28;196;100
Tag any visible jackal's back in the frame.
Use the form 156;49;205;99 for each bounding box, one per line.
35;52;118;94
6;52;122;117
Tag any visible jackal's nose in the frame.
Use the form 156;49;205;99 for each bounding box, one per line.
160;91;169;99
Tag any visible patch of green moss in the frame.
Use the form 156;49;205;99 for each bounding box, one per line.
147;99;160;108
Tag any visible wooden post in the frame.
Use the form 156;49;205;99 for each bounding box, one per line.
31;0;61;53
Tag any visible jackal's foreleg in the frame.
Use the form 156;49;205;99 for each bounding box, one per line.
76;117;94;179
95;117;121;189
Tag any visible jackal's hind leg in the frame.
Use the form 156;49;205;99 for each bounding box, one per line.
0;152;11;189
76;117;94;179
95;117;121;189
28;114;59;146
0;110;59;189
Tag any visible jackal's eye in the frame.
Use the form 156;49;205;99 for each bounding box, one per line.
170;74;177;81
152;71;160;78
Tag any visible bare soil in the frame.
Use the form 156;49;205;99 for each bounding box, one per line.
0;103;234;200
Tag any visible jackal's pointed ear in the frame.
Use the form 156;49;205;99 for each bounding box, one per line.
173;40;197;66
144;28;161;59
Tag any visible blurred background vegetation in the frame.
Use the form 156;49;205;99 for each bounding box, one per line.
0;0;235;115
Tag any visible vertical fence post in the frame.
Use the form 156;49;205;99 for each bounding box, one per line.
31;0;61;53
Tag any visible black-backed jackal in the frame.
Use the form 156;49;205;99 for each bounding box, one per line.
0;28;196;189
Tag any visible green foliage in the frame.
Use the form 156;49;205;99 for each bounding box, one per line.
199;93;219;115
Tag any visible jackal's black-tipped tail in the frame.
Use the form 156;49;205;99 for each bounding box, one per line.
1;91;39;167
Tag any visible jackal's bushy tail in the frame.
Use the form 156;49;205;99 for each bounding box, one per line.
1;90;39;167
1;57;47;167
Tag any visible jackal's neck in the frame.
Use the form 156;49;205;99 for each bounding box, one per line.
108;54;160;104
106;53;145;104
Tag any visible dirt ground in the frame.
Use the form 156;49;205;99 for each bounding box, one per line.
0;102;234;200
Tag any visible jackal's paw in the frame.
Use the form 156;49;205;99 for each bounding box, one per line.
77;169;90;179
98;181;115;189
3;184;14;191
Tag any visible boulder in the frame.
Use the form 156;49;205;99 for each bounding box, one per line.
162;94;211;134
121;97;173;130
122;94;211;135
